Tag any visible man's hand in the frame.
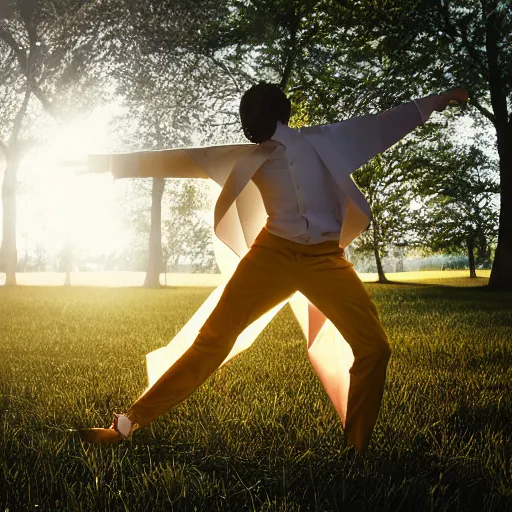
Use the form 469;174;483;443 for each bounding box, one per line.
435;88;469;112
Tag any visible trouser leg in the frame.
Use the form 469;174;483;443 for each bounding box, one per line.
297;248;391;451
126;234;296;427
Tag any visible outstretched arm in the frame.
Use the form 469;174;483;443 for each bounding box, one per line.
88;149;210;180
378;88;469;154
320;88;469;174
87;143;255;185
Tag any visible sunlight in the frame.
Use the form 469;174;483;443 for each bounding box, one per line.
15;106;132;260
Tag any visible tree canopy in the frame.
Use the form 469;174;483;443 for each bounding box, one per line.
1;0;510;288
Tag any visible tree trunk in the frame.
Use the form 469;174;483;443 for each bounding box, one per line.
1;157;19;286
62;234;73;286
144;177;165;288
371;222;387;283
488;129;512;290
484;2;511;291
374;244;388;283
468;234;476;278
63;249;72;286
0;87;30;287
476;231;490;268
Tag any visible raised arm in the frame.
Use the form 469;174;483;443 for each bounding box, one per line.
317;88;468;174
381;88;469;149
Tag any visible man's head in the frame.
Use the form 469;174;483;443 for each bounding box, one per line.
239;83;291;143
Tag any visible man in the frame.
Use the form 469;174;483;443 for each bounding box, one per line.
80;84;468;451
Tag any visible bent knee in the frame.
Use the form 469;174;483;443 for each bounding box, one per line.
352;336;391;366
365;337;391;363
192;331;237;358
378;340;392;361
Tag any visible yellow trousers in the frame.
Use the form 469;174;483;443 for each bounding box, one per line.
127;229;391;451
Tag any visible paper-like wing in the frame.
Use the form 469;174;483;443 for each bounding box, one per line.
214;142;278;257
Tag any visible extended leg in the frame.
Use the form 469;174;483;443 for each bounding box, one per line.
122;237;297;428
297;249;391;451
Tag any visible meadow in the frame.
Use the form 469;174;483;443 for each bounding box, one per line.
0;272;511;511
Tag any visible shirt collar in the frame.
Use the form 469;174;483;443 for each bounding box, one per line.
271;121;301;148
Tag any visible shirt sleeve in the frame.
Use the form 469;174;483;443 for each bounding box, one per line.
87;150;208;179
87;144;255;184
414;94;441;123
319;94;440;174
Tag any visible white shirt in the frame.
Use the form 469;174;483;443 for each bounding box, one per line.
252;121;345;245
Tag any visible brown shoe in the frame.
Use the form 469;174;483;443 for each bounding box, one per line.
78;427;123;444
78;414;134;444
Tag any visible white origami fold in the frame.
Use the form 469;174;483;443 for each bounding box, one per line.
89;95;439;427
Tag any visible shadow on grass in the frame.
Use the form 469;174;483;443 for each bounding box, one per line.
371;279;512;309
383;277;489;288
87;430;508;512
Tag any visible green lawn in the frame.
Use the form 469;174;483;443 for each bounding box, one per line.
0;275;511;511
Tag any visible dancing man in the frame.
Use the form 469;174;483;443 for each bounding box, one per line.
80;83;468;451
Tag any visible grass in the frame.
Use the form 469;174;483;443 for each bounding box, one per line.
0;272;510;511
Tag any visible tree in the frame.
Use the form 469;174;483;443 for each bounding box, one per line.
329;0;511;289
121;178;216;275
0;0;117;285
412;136;499;277
352;147;417;283
163;181;217;273
110;40;234;286
0;10;34;285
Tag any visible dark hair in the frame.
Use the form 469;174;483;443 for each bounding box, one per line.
239;83;291;143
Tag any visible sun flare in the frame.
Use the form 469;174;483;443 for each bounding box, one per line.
14;107;133;261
